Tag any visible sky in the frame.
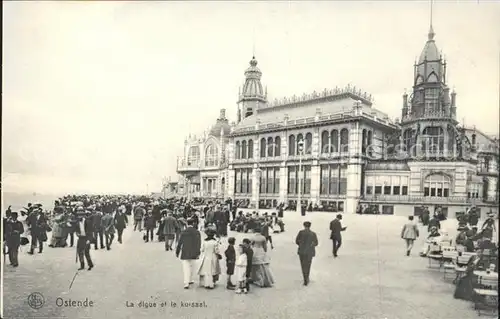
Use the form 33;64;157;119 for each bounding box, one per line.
2;1;500;195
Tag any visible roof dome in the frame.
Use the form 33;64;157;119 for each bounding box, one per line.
239;56;266;102
209;109;231;137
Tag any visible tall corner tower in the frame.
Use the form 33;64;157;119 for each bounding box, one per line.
399;3;461;158
237;56;267;122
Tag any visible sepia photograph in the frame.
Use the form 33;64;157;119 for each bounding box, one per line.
2;1;499;319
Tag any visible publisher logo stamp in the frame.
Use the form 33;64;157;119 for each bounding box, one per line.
28;292;45;309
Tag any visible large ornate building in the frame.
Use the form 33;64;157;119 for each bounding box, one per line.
178;23;499;217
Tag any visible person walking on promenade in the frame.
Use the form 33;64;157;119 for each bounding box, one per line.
114;207;128;244
176;219;201;289
242;238;253;292
329;214;346;258
401;216;419;256
133;203;145;232
92;206;105;250
26;208;49;255
163;211;178;251
75;207;94;271
295;221;318;286
5;212;24;267
101;211;115;250
144;210;156;243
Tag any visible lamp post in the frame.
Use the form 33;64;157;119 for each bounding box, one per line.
296;139;305;215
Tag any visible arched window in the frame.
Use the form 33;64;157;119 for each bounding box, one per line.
362;129;367;154
422;126;444;155
305;133;312;155
288;135;296;156
241;140;247;159
205;144;218;167
274;136;281;156
248;140;254;159
424;174;451;197
340;128;349;153
235;142;241;159
296;134;304;155
267;137;274;157
321;131;329;154
366;130;373;156
188;146;200;164
260;138;266;158
331;130;339;152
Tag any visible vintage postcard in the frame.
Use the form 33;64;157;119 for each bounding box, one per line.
2;1;499;319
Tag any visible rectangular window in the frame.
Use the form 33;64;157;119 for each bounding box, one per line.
320;165;329;195
259;170;266;194
437;188;442;197
337;201;344;212
382;205;394;215
274;168;280;194
402;186;408;195
267;169;273;194
393;186;400;195
247;170;252;194
383;186;391;195
443;188;449;197
430;188;436;197
235;169;242;193
366;186;373;195
374;186;382;195
424;187;430;196
304;166;311;194
330;165;339;195
288;167;296;194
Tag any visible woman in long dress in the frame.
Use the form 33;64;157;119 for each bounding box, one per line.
49;213;65;248
197;229;221;289
250;227;275;287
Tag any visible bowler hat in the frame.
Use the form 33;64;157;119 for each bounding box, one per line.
303;221;312;227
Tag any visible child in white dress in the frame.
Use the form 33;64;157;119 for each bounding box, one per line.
235;244;248;294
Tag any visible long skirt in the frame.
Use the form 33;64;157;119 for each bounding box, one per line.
250;263;275;287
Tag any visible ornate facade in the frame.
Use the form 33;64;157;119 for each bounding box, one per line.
223;24;499;217
176;109;230;200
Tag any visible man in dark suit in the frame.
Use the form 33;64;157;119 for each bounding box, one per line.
75;207;94;270
114;208;128;244
26;208;48;255
5;212;24;267
330;214;347;257
176;219;201;289
295;221;318;286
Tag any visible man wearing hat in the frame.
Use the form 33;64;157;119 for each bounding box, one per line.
26;207;48;255
75;206;94;270
329;214;347;258
5;212;24;267
176;218;201;289
133;203;145;232
295;221;318;286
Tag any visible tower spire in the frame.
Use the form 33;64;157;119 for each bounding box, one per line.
252;27;256;58
428;0;435;40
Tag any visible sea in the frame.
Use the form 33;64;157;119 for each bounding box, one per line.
1;192;62;213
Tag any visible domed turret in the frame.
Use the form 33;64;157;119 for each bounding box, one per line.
237;56;267;122
209;108;231;137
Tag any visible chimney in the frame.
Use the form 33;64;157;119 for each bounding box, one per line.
220;108;226;120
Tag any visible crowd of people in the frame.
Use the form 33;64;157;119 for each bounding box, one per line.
2;195;295;292
399;204;498;307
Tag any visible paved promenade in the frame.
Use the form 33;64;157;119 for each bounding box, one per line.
3;212;484;319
